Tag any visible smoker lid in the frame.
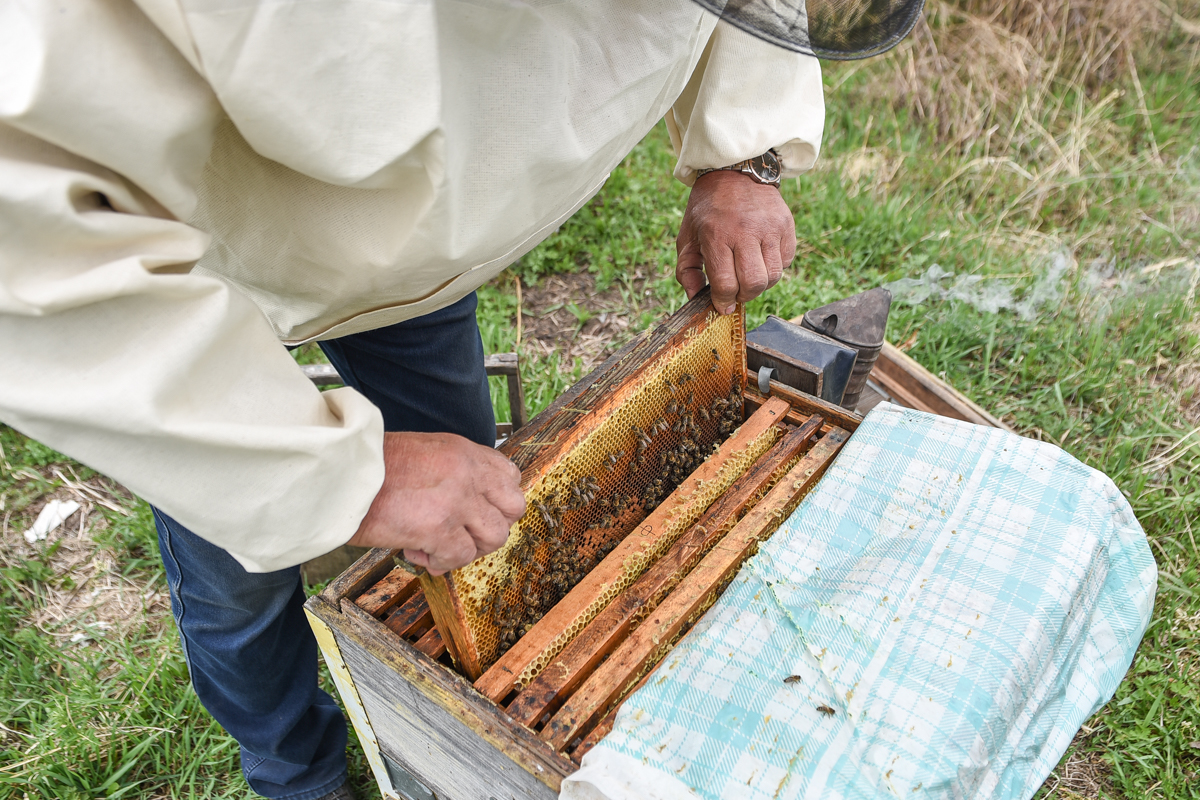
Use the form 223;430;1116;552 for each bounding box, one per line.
800;287;892;349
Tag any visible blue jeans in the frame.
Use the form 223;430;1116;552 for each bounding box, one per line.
153;293;496;798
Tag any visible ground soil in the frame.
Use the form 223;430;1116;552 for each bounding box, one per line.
517;271;652;374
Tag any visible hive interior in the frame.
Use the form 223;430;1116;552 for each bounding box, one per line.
449;309;747;672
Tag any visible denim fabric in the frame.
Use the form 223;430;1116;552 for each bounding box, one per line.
153;292;495;798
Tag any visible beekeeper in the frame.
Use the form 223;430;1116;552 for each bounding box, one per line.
0;1;921;798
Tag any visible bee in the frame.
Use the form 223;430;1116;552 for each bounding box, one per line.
816;705;836;716
783;675;803;685
686;390;695;405
699;407;711;421
666;402;679;416
678;373;694;384
668;382;678;396
711;348;720;361
709;363;719;373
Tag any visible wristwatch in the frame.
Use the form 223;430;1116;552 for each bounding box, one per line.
696;149;782;188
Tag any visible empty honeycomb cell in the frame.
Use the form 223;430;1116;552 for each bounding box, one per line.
450;311;747;670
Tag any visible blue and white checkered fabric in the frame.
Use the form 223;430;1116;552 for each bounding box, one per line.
562;402;1156;800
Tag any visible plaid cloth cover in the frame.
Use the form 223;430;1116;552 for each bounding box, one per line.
562;402;1156;800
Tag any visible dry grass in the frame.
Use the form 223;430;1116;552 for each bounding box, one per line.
888;0;1195;147
0;468;171;647
821;0;1200;262
1040;731;1117;799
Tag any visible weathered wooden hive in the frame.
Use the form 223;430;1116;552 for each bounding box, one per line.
304;290;861;800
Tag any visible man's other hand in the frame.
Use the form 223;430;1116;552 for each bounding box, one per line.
676;170;797;314
347;431;526;576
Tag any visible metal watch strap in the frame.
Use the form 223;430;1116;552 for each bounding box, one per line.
695;149;782;188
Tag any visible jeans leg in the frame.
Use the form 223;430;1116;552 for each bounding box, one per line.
154;508;348;800
318;292;495;444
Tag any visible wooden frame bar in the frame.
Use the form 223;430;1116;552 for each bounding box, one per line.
354;566;419;616
743;372;863;432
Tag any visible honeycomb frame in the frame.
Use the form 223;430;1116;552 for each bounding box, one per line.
421;291;748;679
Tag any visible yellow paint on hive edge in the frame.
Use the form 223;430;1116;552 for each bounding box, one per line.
305;608;401;800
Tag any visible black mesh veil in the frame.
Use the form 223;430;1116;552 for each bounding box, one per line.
691;0;925;60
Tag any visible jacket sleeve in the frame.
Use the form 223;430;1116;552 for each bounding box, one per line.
665;21;825;186
0;123;386;572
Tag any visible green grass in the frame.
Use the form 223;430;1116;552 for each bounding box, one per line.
2;5;1199;796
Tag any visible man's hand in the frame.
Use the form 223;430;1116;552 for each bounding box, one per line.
347;431;526;576
676;170;797;313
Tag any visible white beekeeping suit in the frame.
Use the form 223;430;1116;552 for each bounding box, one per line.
0;0;823;571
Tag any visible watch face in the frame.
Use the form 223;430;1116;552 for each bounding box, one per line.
750;151;782;184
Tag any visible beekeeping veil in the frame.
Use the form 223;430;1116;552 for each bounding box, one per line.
691;0;925;59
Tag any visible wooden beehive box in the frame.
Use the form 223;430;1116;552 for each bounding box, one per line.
304;291;862;800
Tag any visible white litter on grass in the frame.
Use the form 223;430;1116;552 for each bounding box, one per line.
24;499;81;544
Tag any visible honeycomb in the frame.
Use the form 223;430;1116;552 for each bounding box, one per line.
450;309;750;671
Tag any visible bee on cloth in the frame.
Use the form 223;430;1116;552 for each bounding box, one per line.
816;705;836;716
783;675;803;685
